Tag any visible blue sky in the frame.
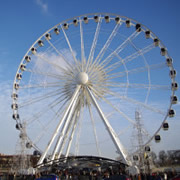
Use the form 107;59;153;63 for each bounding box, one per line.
0;0;179;157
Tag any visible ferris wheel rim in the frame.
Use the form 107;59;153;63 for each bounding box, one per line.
12;13;177;165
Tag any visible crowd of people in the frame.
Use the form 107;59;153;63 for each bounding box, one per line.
0;168;179;180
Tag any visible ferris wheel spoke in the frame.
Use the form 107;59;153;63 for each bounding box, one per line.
34;53;69;73
90;86;135;125
107;91;166;115
32;102;67;146
106;82;170;90
46;39;73;69
79;18;86;70
91;87;150;139
108;62;166;79
61;25;80;71
18;88;64;108
92;23;122;67
100;30;140;68
105;43;155;73
86;16;102;71
88;103;101;156
19;82;63;89
25;68;66;80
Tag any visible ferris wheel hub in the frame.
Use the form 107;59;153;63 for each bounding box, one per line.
76;72;89;85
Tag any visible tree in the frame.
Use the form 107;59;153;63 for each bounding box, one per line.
159;150;167;165
151;151;157;164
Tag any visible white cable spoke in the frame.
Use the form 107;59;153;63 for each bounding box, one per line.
35;53;69;73
26;95;69;126
91;86;150;138
105;82;170;90
88;103;101;156
90;86;135;125
108;62;166;79
32;100;68;146
19;88;63;108
105;43;155;73
107;91;165;115
91;23;122;67
79;18;86;71
26;68;65;80
46;39;73;69
86;16;102;72
19;82;62;89
61;25;80;71
99;30;140;68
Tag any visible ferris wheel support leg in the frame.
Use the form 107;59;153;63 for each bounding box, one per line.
37;85;81;166
52;94;79;160
86;87;131;166
65;110;80;158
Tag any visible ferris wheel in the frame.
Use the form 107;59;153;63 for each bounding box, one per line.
11;13;178;166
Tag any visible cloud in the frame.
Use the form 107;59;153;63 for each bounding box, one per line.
35;0;48;14
0;80;17;154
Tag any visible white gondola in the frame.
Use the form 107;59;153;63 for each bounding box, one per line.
38;40;44;47
31;47;37;54
154;38;160;46
45;33;51;40
25;55;31;62
11;93;18;100
166;58;173;67
33;150;41;156
16;123;22;130
11;103;18;110
168;109;175;117
16;73;22;80
54;27;60;35
63;23;69;30
145;146;151;152
104;16;110;23
163;122;169;130
169;70;176;78
20;64;26;71
14;83;19;90
145;30;151;39
94;15;99;23
26;142;32;149
83;16;88;24
19;132;26;139
73;19;78;26
133;155;139;161
125;19;131;27
12;114;19;120
115;17;121;24
135;24;141;32
155;135;161;143
171;95;178;104
161;48;167;56
171;82;178;91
